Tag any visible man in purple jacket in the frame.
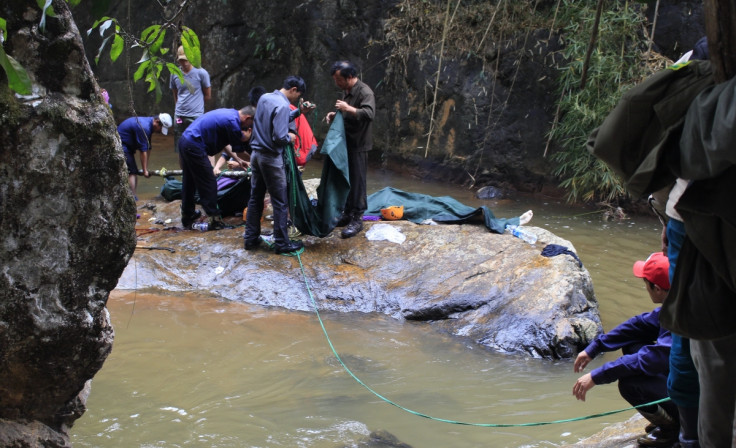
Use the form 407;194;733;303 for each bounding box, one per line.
573;252;678;447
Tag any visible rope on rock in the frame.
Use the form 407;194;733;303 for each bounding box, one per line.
293;251;671;427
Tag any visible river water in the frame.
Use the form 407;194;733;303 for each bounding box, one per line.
71;136;664;447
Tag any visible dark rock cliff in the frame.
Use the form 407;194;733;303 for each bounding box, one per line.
0;0;135;445
74;1;704;194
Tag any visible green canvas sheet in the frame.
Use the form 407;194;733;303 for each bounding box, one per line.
366;187;518;234
286;112;350;238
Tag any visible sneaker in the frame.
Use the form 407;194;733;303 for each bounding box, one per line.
181;210;202;228
275;240;304;254
208;216;232;230
341;218;363;239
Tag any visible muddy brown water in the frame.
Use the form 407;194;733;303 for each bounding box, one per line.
71;135;663;447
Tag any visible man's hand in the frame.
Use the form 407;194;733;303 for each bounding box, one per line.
289;132;297;144
335;99;353;114
326;111;336;124
573;373;595;401
574;350;592;373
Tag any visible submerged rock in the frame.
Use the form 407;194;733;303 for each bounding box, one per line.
121;198;602;359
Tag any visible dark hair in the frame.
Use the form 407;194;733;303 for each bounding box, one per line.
248;86;267;107
283;76;306;94
330;60;357;79
239;105;256;116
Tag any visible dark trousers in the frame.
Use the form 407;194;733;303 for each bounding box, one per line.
174;115;197;154
619;374;679;419
179;137;219;217
244;150;289;246
345;150;367;217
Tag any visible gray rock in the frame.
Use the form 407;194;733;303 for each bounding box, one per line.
123;198;602;359
0;0;135;444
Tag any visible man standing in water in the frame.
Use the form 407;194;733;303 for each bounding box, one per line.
170;45;211;161
325;60;375;239
572;252;679;447
118;113;172;200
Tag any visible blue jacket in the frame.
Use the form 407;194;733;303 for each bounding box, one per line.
118;116;154;154
180;108;244;156
586;307;672;385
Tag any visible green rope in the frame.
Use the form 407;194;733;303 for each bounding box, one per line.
293;252;671;427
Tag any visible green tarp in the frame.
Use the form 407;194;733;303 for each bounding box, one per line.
286;112;351;237
365;187;518;234
287;113;517;236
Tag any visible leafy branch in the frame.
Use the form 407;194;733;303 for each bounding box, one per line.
87;0;201;103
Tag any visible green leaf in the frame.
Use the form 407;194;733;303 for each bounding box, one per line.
93;35;111;65
141;25;160;44
149;28;166;55
133;59;150;82
110;34;124;62
0;47;32;95
1;18;6;39
38;0;56;32
66;0;82;7
98;19;113;36
181;27;201;67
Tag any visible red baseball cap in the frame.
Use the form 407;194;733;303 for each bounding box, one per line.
633;252;670;290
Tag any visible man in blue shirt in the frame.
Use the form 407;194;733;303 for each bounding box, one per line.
170;46;211;158
118;113;172;199
573;252;678;447
243;76;314;254
179;107;254;230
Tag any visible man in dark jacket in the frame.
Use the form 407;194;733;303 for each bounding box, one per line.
325;60;375;239
573;252;678;447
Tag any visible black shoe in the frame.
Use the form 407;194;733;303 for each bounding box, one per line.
275;240;304;254
181;210;202;228
341;218;363;239
208;216;232;230
637;426;679;447
335;213;351;227
244;238;261;250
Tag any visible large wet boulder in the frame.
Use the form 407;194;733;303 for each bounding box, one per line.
121;198;601;359
0;0;135;445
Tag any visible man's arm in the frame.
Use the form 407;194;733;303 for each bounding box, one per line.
140;150;150;178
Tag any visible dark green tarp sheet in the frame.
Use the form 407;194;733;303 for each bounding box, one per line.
286;112;350;237
287;113;518;236
365;187;518;234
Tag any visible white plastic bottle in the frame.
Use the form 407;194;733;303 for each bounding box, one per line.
192;222;209;232
505;224;537;244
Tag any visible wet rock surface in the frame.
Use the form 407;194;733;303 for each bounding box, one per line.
122;197;602;359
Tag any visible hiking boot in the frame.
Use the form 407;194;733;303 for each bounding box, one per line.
335;212;351;227
208;215;232;230
275;240;304;254
244;238;261;250
181;210;202;228
638;406;679;447
341;218;363;239
637;426;679;447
